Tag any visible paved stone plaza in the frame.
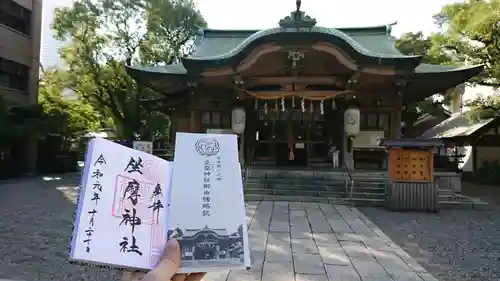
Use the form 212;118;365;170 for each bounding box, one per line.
205;201;438;281
5;175;496;281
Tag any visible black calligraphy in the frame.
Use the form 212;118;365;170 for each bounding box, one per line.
119;177;144;256
202;160;212;217
215;156;222;181
149;183;164;222
124;157;144;174
84;153;106;253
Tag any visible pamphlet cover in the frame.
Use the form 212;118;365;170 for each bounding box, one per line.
168;132;251;273
69;134;250;273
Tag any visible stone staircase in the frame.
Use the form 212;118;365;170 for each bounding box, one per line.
242;168;387;206
242;167;489;209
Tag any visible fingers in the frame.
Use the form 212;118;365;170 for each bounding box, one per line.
141;239;181;281
184;272;206;281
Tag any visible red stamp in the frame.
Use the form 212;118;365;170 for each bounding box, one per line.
112;175;160;224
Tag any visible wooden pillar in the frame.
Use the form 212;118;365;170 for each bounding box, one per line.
390;97;402;139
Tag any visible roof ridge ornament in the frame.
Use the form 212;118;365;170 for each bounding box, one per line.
279;0;317;30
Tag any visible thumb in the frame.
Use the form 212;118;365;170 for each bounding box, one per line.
142;239;181;281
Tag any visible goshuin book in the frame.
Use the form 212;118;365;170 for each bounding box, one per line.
69;134;250;273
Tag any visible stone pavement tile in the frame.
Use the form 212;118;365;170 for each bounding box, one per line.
307;213;333;233
312;233;338;246
291;238;319;254
390;271;426;281
267;232;291;245
336;232;364;242
250;249;266;269
391;248;427;273
293;253;325;274
327;218;353;233
274;201;289;209
303;202;321;209
418;272;439;281
370;249;413;274
324;264;361;281
291;225;313;239
265;243;293;263
350;257;393;281
227;269;261;281
249;233;268;252
270;221;290;233
289;202;306;210
290;217;310;227
340;241;373;258
295;273;329;281
202;271;230;281
317;245;351;266
334;205;358;219
290;210;307;219
317;203;338;215
262;262;294;281
344;218;377;237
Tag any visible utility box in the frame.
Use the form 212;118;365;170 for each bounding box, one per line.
380;139;443;212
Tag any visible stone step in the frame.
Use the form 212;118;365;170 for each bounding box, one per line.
244;187;385;199
243;194;385;206
244;182;386;192
244;178;386;186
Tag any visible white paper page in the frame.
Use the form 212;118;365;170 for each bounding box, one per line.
69;138;172;270
168;133;250;273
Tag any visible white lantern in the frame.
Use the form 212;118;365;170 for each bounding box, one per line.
231;107;246;134
344;107;360;137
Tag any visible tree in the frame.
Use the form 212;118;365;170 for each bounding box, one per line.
395;32;455;134
38;69;101;148
51;0;206;140
432;0;500;120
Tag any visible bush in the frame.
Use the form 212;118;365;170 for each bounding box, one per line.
469;160;500;185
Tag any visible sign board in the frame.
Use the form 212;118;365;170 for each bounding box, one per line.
133;141;153;154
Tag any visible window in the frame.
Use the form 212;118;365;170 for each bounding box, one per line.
0;0;31;35
0;57;28;91
360;112;390;131
198;111;230;131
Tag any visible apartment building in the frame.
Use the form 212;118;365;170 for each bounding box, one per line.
0;0;42;105
0;0;42;175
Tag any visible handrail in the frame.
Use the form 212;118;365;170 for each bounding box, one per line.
343;159;354;198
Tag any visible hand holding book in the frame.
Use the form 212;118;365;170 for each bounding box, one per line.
122;239;206;281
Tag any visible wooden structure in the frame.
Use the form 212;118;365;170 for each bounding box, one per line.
382;139;442;212
420;114;500;172
126;1;483;170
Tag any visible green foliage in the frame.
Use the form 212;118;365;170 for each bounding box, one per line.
50;0;206;140
38;69;101;146
433;0;500;119
396;31;455;65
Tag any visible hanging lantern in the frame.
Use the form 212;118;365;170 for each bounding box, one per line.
301;98;305;112
264;101;268;114
231;107;246;134
310;100;313;113
344;107;361;137
292;96;296;108
320;101;324;115
254;100;258;110
332;99;337;110
281;97;285;111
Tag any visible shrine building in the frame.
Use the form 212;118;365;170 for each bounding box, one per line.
126;1;483;170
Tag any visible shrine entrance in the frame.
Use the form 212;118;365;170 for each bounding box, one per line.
252;98;343;166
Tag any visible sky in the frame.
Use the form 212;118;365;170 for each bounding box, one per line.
195;0;460;37
41;0;459;67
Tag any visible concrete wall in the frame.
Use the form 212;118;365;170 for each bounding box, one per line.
0;0;42;105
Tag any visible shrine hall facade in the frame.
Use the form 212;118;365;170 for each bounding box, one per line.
126;3;483;170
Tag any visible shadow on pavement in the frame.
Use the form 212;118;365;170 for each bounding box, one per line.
0;174;121;281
